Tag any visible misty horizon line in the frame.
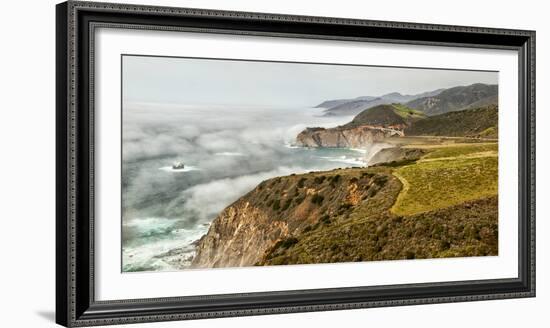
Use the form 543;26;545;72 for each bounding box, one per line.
124;82;498;109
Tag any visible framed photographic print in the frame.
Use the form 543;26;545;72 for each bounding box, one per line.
56;1;535;326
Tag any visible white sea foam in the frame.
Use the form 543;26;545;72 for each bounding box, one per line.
123;217;209;272
327;157;366;166
283;143;301;149
158;165;200;173
214;151;245;156
319;155;366;166
350;148;368;154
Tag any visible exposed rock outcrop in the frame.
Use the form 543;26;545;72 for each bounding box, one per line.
295;126;401;148
191;201;290;268
368;147;426;166
295;104;424;148
192;169;391;268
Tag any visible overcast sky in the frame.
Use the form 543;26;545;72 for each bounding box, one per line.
123;55;498;108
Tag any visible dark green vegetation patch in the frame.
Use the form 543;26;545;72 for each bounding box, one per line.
405;105;498;138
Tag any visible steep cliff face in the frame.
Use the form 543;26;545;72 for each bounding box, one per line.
295;104;425;148
295;126;399;148
192;169;392;268
191;201;290;268
192;144;499;268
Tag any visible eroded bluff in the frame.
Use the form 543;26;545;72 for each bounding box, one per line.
191;169;391;268
295;126;401;148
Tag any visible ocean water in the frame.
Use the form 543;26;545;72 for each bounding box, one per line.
122;104;379;272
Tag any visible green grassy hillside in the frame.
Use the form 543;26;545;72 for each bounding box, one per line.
197;106;500;267
343;104;426;128
391;145;498;215
252;141;498;266
405;83;498;116
405;105;498;138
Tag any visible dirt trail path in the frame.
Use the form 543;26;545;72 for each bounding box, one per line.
389;147;497;215
390;171;409;215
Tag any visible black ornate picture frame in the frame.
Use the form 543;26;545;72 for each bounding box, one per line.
56;1;535;326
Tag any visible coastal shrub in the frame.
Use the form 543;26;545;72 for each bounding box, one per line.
350;177;358;183
339;203;353;211
282;199;292;211
280;237;299;249
297;177;307;188
361;172;374;179
330;174;341;187
270;256;290;265
272;199;281;211
314;176;326;184
320;214;331;224
375;223;388;237
431;225;444;239
373;175;388;186
383;159;417;167
311;194;324;205
294;196;305;204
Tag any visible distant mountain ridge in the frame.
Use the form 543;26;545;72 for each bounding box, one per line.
405;83;498;116
317;88;444;116
316;83;497;117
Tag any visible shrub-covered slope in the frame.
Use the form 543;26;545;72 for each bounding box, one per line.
405;105;498;138
343;104;426;128
405;83;498;116
193;142;498;268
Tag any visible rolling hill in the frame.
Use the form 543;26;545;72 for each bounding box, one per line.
317;89;444;116
343;104;426;128
192;147;498;268
316;84;497;117
405;83;498;116
295;104;425;148
296;103;498;148
405;105;498;138
192;102;500;269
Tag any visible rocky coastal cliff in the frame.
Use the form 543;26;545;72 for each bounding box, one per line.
191;103;500;269
295;126;400;148
192;169;392;268
192;161;498;268
295;104;423;148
